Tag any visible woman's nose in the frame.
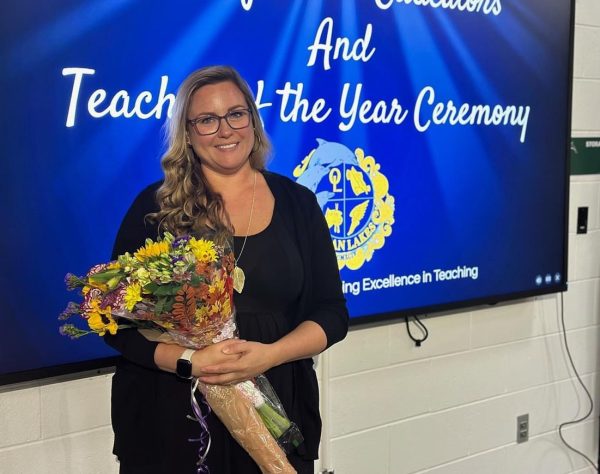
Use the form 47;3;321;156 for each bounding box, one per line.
217;118;234;137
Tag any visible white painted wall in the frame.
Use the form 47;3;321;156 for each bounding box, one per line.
1;2;598;473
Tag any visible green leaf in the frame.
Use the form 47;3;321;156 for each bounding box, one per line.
162;298;174;313
152;284;182;296
154;296;175;315
190;275;203;286
144;282;159;293
88;269;123;282
155;297;166;315
143;282;181;295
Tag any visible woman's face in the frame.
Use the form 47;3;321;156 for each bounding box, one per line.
187;81;255;176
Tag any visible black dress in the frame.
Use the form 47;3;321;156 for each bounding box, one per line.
202;205;312;473
106;172;348;474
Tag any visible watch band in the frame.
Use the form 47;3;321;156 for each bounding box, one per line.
176;348;196;380
180;348;196;362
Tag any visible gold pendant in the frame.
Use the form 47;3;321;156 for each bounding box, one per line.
233;265;245;293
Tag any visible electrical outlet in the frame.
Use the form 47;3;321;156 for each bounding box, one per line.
516;414;529;443
577;207;589;234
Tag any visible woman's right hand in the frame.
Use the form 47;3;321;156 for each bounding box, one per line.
192;339;245;378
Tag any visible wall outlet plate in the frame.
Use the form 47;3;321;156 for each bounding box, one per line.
517;414;529;443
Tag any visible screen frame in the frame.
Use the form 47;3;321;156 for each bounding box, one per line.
0;357;119;387
346;0;575;327
0;0;576;386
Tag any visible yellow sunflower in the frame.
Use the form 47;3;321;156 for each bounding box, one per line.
134;240;170;262
189;238;218;263
87;304;118;336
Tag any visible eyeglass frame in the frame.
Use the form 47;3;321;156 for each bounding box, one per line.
186;108;253;136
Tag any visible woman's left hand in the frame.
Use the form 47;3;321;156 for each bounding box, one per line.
199;321;326;385
197;340;279;385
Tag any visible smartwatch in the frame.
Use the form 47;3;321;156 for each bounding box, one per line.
176;348;196;379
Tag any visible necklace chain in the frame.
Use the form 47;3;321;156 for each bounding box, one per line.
235;170;257;266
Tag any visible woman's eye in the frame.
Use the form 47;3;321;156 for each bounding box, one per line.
199;116;217;125
229;111;245;119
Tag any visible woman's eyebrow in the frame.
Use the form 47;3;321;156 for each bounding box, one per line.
192;104;248;117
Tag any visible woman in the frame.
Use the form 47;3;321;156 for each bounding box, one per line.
105;65;348;473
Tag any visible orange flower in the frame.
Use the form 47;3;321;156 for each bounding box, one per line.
172;284;196;323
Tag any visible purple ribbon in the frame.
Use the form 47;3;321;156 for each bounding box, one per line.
187;378;212;474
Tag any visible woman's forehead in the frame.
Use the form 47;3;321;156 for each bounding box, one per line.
188;81;246;115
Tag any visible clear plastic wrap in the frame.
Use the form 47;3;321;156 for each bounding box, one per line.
60;232;302;473
199;383;296;473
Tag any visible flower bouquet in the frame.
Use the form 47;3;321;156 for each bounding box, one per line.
59;233;302;474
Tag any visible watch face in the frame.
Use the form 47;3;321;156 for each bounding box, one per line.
176;359;192;379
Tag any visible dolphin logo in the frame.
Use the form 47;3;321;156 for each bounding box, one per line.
296;139;357;208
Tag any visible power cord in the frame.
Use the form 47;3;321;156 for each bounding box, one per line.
557;291;599;472
405;314;429;347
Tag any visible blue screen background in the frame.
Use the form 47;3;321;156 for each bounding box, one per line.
0;0;571;378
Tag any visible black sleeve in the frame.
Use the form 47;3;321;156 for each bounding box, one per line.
305;193;349;348
104;182;162;370
111;182;162;259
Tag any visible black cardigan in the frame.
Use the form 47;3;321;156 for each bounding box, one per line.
104;171;348;466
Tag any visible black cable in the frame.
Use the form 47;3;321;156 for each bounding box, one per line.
405;314;429;347
557;291;599;472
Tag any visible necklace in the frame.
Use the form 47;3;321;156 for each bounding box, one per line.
232;171;257;294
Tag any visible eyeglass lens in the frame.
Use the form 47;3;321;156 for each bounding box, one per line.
192;109;250;135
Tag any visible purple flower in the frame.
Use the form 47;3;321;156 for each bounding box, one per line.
59;301;80;320
59;324;87;339
88;263;109;276
64;273;85;291
81;287;102;314
100;285;126;311
172;235;190;248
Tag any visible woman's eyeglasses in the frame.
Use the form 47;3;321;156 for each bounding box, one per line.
187;109;252;136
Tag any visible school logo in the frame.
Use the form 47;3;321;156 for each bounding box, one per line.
293;139;395;270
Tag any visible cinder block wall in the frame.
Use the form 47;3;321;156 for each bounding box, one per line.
322;1;600;472
1;2;598;473
0;376;117;473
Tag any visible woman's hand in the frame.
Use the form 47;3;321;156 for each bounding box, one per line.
197;321;327;385
197;340;279;385
154;339;244;375
190;339;245;377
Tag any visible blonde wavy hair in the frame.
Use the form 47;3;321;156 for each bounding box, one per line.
148;66;271;239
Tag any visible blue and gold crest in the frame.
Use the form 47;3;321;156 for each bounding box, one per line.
294;139;395;270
